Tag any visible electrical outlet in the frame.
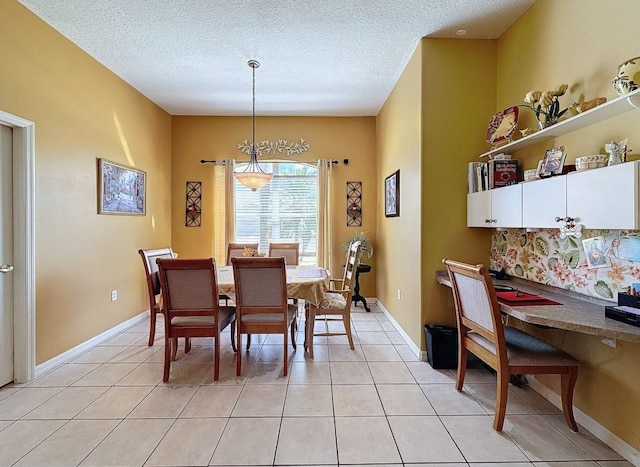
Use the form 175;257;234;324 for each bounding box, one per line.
601;337;616;348
397;289;401;300
111;290;118;302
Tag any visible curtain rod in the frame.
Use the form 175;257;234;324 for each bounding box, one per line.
200;159;348;165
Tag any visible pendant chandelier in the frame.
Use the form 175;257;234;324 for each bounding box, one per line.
234;59;273;191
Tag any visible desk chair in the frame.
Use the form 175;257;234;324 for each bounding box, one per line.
268;242;299;265
156;258;236;382
231;257;298;377
305;241;361;358
442;258;579;432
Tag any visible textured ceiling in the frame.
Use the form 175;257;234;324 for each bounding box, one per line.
18;0;534;116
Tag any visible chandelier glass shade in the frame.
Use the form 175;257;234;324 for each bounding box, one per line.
234;59;273;191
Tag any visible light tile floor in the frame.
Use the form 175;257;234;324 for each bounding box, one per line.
0;303;634;466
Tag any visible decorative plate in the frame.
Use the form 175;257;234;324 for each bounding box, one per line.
486;106;519;144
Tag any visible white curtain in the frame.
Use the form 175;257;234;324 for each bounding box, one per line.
317;159;333;271
210;159;235;264
224;159;236;246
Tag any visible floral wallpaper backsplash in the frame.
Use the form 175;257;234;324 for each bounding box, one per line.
490;229;640;302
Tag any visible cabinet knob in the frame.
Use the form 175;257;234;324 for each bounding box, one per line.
485;219;492;223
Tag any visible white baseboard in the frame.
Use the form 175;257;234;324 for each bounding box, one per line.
528;376;640;465
373;299;422;360
35;311;148;378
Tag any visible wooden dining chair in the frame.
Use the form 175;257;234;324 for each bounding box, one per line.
225;243;260;348
156;258;236;382
305;241;361;358
442;258;579;432
231;257;298;377
138;247;177;346
226;242;259;265
268;242;299;265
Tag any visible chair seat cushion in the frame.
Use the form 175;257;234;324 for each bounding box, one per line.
468;327;578;367
319;292;347;310
171;315;215;327
171;307;236;330
242;305;297;324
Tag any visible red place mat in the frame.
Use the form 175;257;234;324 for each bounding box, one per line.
496;291;561;306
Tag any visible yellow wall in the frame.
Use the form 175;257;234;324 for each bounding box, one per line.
0;0;172;362
420;39;496;336
496;0;640;451
376;39;496;346
171;116;377;292
376;44;423;343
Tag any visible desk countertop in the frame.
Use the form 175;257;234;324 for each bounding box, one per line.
436;270;640;343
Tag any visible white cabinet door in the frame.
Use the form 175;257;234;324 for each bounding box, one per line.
492;184;522;228
522;176;567;228
567;162;639;229
467;191;491;227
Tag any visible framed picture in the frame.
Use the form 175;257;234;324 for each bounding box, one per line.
582;236;610;268
535;159;544;178
385;170;400;217
98;158;146;215
538;146;566;178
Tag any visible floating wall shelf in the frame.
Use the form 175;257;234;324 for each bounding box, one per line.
480;88;640;159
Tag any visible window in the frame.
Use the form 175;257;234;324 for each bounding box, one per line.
234;162;318;264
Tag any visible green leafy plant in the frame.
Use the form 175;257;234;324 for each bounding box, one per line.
342;231;374;259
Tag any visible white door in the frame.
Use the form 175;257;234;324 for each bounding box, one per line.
522;176;567;228
0;124;13;386
467;190;491;227
491;184;522;228
567;162;639;229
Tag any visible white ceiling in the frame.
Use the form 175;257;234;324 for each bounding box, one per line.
18;0;534;116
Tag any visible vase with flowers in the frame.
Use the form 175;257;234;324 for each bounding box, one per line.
521;84;569;130
242;246;264;257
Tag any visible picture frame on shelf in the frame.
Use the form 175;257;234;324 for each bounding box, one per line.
97;158;146;215
384;170;400;217
538;146;566;178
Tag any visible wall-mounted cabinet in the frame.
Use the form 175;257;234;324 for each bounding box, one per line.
519;161;639;230
469;88;640;230
521;176;566;228
566;162;639;229
467;184;522;228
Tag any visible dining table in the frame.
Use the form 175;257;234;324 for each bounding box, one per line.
216;264;330;306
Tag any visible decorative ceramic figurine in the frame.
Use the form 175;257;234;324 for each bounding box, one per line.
604;138;629;166
613;56;640;95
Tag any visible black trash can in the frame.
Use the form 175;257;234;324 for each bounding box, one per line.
424;324;458;369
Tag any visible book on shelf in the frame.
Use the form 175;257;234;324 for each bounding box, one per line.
467;162;483;193
468;159;519;192
488;159;518;189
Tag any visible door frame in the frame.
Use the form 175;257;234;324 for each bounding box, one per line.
0;110;35;383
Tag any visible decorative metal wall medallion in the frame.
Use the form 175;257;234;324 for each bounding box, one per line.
347;181;362;226
185;181;202;227
237;138;311;157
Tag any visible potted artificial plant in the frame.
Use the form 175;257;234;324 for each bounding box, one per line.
342;231;374;264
